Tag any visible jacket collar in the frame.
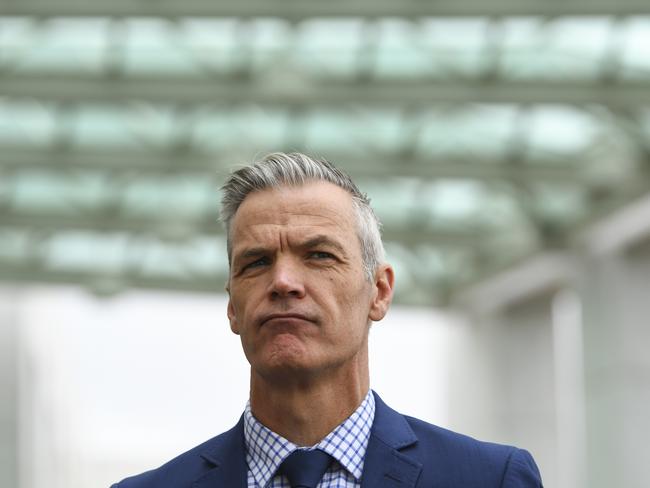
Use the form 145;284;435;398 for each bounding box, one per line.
192;391;422;488
192;415;248;488
361;391;422;487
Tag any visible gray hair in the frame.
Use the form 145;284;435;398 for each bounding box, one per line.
220;152;385;281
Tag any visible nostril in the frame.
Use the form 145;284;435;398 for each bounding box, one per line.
270;288;303;300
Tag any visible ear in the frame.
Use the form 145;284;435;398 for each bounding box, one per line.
368;264;395;322
227;298;240;335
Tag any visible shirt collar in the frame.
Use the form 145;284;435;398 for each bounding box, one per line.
243;390;376;488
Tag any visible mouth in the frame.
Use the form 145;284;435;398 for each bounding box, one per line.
260;313;316;327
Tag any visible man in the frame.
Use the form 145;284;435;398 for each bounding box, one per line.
112;152;543;487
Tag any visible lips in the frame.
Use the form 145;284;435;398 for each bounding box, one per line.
260;313;316;326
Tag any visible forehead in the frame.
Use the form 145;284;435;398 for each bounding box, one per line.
230;181;357;244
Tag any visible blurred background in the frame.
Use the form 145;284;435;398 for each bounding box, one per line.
1;2;649;488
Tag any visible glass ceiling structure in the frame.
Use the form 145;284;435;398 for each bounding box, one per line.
1;3;650;305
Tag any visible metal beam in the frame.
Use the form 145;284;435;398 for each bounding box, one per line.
2;74;649;107
1;74;648;107
0;211;224;236
580;191;650;255
0;146;590;183
451;178;650;302
0;212;479;247
0;261;228;295
453;251;576;312
2;0;650;18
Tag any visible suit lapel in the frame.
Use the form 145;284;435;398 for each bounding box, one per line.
361;392;423;488
192;416;248;488
189;394;423;488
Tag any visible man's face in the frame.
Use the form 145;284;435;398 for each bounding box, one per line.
226;181;393;382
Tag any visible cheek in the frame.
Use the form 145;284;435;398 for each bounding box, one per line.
332;286;372;326
229;286;255;325
231;277;259;303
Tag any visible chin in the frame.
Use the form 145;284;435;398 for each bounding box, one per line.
265;349;311;371
260;334;309;364
254;349;323;382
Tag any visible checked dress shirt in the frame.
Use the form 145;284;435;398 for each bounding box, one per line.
243;390;375;488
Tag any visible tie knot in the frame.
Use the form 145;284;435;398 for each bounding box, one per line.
279;449;333;488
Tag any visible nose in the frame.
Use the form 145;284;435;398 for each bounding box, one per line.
268;256;306;300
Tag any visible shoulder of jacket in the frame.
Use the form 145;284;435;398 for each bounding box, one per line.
400;415;542;487
404;414;516;455
110;424;239;488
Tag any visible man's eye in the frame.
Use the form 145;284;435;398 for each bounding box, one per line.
243;257;269;270
309;251;335;260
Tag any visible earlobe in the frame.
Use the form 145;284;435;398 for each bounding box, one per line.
368;264;395;322
227;299;240;335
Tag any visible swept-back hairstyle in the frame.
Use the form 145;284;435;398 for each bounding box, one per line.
220;152;385;281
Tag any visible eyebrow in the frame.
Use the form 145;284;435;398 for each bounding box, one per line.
299;235;347;255
233;235;347;264
235;247;269;263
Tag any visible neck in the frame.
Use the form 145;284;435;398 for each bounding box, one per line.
249;354;370;446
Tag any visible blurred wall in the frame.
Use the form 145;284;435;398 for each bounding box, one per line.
449;229;650;488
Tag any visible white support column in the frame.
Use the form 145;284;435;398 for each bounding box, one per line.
0;288;19;488
580;242;650;488
551;290;587;488
448;292;559;487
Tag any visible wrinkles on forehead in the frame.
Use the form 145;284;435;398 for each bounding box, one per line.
231;232;352;271
228;183;360;266
232;219;353;262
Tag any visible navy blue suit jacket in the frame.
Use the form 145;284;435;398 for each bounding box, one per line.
112;392;542;487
